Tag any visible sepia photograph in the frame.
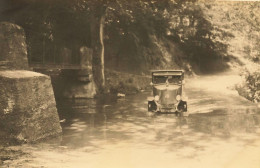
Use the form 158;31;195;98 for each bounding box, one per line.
0;0;260;167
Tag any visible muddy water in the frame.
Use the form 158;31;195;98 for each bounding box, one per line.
1;73;260;168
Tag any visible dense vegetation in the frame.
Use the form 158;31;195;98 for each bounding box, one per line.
235;70;260;103
2;0;257;95
202;1;260;103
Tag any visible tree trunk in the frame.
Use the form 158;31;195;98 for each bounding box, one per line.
91;13;105;93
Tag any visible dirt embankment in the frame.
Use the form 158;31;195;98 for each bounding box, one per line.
105;69;151;95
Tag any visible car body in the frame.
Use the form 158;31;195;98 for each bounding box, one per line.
148;70;188;113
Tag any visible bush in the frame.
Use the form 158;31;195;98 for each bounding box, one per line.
236;68;260;103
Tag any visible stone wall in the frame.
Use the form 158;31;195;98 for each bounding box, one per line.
0;71;62;144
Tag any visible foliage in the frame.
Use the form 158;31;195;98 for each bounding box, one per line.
172;1;233;73
104;0;231;73
204;1;260;103
1;0;232;74
228;2;260;63
203;1;260;64
236;68;260;103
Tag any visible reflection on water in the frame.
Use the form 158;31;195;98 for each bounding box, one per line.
2;74;260;168
54;88;260;151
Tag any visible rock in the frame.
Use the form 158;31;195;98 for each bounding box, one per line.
0;70;62;144
117;93;126;97
59;119;66;123
0;22;29;70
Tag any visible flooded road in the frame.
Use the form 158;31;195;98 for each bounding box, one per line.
1;72;260;168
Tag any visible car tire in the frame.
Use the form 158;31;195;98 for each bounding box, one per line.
177;100;187;112
148;101;157;111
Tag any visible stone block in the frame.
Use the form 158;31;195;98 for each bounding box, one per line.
0;70;62;144
80;46;93;70
0;22;29;70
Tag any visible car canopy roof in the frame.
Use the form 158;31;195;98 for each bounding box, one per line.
152;70;183;76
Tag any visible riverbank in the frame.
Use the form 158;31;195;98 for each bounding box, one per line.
104;69;151;95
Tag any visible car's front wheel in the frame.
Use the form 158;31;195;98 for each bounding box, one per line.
177;100;187;112
148;101;157;112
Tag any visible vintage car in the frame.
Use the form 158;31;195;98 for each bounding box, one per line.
148;70;188;113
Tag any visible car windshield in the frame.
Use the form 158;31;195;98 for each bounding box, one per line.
168;76;182;84
153;75;181;84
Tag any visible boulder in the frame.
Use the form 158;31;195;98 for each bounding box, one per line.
0;22;29;70
0;70;62;144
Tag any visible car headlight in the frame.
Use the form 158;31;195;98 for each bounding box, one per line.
176;95;181;101
154;95;159;101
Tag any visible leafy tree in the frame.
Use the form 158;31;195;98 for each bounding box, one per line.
1;0;233;91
